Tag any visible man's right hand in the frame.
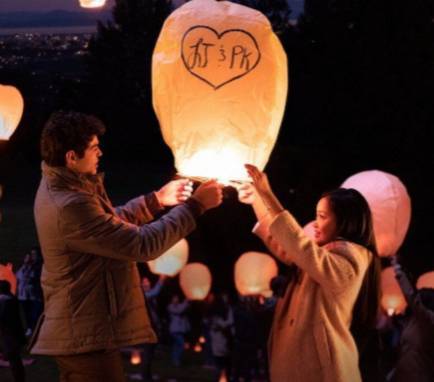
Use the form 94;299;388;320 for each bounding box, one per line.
191;180;223;211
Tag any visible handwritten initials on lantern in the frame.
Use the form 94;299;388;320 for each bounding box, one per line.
181;25;261;90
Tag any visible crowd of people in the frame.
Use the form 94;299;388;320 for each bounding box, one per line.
1;111;433;382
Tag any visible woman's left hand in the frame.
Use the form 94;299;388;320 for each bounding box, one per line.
245;164;272;197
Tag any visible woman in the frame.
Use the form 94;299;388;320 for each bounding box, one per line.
239;164;381;382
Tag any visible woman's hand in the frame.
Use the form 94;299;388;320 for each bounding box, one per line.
244;164;272;197
237;182;257;205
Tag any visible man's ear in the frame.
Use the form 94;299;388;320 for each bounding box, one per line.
65;150;77;167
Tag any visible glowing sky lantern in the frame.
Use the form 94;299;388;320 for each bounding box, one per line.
79;0;106;8
148;239;188;276
130;349;141;365
341;170;411;257
152;0;288;183
179;263;212;300
381;267;407;316
234;252;278;297
0;263;17;295
416;271;434;289
0;85;24;141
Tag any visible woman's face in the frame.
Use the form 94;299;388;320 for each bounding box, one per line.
314;196;338;246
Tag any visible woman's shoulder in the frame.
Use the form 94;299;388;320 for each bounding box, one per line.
324;240;372;262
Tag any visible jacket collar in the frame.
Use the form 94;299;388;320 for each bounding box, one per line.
41;161;105;194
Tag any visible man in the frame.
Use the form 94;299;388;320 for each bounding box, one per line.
29;111;223;381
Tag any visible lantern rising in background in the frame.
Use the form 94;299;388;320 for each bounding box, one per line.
417;271;434;289
148;239;189;276
179;263;212;300
341;170;411;257
0;263;17;295
152;0;288;183
130;349;141;365
0;85;24;141
234;252;278;297
79;0;106;8
381;267;407;316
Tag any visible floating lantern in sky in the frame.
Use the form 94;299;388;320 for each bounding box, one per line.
148;239;188;276
416;271;434;289
152;0;288;183
381;267;407;316
179;262;212;300
79;0;106;8
0;85;24;141
234;252;278;297
341;170;411;257
0;263;17;295
130;349;141;365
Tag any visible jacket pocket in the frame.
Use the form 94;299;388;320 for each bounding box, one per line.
313;321;332;370
105;272;118;317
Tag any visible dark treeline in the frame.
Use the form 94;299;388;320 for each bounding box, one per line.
1;0;433;280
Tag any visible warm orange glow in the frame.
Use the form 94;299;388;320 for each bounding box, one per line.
0;85;24;141
152;0;288;183
341;171;411;257
130;350;141;365
179;263;212;300
148;239;189;276
416;271;434;289
219;370;228;382
0;263;17;295
199;336;206;344
193;343;202;352
234;252;278;297
79;0;106;8
381;267;407;315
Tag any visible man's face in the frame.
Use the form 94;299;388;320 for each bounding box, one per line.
67;135;102;175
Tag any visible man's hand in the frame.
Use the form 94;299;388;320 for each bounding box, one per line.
191;180;223;211
156;179;193;207
237;182;257;205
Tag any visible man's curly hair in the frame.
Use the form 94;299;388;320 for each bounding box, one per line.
41;111;106;166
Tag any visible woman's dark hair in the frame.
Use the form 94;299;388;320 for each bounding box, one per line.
41;111;106;166
322;188;381;330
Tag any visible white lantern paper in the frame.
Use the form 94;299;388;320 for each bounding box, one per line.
152;0;288;183
381;267;407;316
0;263;17;295
341;170;411;257
179;262;212;300
148;239;188;276
234;252;278;297
79;0;106;8
0;85;24;141
416;271;434;289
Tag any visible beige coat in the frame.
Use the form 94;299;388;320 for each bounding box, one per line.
30;162;197;355
254;211;372;382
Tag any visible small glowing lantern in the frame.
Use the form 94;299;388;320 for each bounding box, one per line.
416;271;434;289
179;262;212;300
199;335;206;344
79;0;106;8
148;239;188;276
152;0;288;183
0;85;24;141
219;370;228;382
341;170;411;257
193;343;202;352
130;349;141;365
0;263;17;295
234;252;278;297
381;267;407;315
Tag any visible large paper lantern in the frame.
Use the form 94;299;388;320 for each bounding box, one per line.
0;85;24;141
416;271;434;289
341;170;411;257
152;0;288;183
381;267;407;316
79;0;106;8
148;239;188;276
0;263;17;295
234;252;278;297
179;262;212;300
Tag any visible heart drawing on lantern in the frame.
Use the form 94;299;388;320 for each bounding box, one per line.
181;25;261;90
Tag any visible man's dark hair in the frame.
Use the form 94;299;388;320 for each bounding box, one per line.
41;111;106;166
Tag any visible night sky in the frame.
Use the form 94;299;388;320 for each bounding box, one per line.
0;0;116;12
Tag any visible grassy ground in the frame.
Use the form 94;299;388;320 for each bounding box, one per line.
0;344;217;381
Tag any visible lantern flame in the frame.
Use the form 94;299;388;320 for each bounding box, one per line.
79;0;106;8
130;350;141;365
